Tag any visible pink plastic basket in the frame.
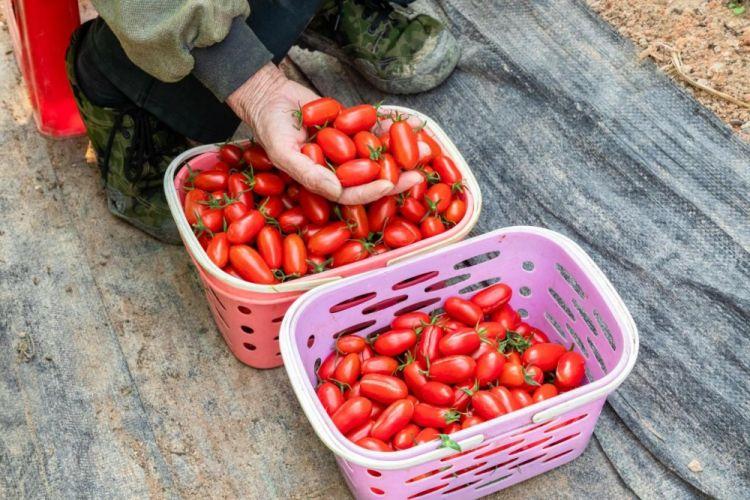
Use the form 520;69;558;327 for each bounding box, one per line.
163;106;482;369
280;226;638;499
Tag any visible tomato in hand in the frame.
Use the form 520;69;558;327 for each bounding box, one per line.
242;143;274;171
301;142;326;166
228;245;276;284
300;97;342;127
316;127;356;164
353;131;383;160
373;329;417;356
334;104;377;135
336;158;380;187
378;153;400;184
389;120;419;170
332;397;372;434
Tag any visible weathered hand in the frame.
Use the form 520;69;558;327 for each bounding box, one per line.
227;63;421;204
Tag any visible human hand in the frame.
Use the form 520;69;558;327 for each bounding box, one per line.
226;63;421;204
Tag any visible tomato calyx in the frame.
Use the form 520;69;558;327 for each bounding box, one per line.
417;166;440;185
306;257;332;274
438;433;461;451
451;181;464;194
423;196;441;216
497;331;532;354
192;212;215;238
523;369;541;387
273;268;301;283
442;410;461;425
397;351;417;372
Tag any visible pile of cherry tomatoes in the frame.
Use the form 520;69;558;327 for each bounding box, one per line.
315;284;587;452
181;99;467;284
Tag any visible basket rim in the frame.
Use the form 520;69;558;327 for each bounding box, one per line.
163;105;483;295
279;226;639;470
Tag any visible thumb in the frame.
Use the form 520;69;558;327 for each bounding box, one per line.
276;151;343;201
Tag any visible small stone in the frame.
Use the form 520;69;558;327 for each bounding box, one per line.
32;276;39;285
688;459;703;472
729;119;744;126
742;30;750;47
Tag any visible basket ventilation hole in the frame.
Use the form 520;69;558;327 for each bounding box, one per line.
333;320;377;339
313;357;322;373
519;286;531;297
362;295;409;315
370;487;385;496
511;422;548;437
330;292;377;313
543;449;574;463
424;273;471;292
393;271;440;290
237;305;251;314
307;335;315;348
406;466;451;484
522;261;535;272
440;444;488;462
367;325;391;342
477;474;513;489
458;277;501;295
508;436;552;455
474;458;518;476
566;324;587;356
548;288;575;320
407;484;449;498
594;310;617;351
587;338;607;374
544;432;581;449
544;414;588;433
474;439;524;459
243;343;256;351
556;263;585;299
440;462;486;479
394;297;441;316
272;315;284;323
545;312;567;340
517;308;528;318
275;352;281;357
453;251;500;270
573;299;597;337
442;480;479;495
367;469;382;477
509;453;545;469
241;325;254;334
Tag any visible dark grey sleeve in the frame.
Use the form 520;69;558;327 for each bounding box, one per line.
192;17;273;102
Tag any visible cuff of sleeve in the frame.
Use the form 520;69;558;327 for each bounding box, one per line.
192;17;273;102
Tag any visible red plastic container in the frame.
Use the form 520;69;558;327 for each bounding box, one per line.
3;0;85;136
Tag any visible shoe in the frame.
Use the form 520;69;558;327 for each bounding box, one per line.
301;0;460;94
66;22;187;244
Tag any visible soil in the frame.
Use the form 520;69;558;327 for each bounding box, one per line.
586;0;750;141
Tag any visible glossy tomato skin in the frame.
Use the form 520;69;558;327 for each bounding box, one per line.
301;142;326;165
452;381;476;412
307;222;351;256
371;399;414;442
471;391;505;420
367;196;397;232
414;427;440;445
431;155;462;185
336;158;380;187
334;353;361;387
334;104;377;135
316;127;356;164
444;297;483;326
332;240;369;267
299;188;331;225
193;170;229;192
555;352;586;390
317;381;344;415
471;283;512;314
490;386;522;413
491;304;522;331
301;97;342;127
373;329;418;356
417;130;442;158
476;351;506;386
379;153;400;183
499;362;526;388
256;226;283;269
356;437;392;452
278;207;307;233
425;183;452;213
259;196;284;219
420;216;446;238
477;322;506;340
243;143;274;171
462;415;484;429
346;420;374;442
218;143;243;167
341;204;369;239
522;343;568;372
439;328;481;356
353;131;383;159
444;198;466;225
511;389;533;408
383;219;421;248
194;208;224;234
403;361;429;394
418;381;454;406
183;188;208;225
207;232;229;268
429;355;476;384
391;311;430;330
227;210;265;244
227;173;253;208
400;197;428;224
390;120;419;170
416;325;443;366
529;328;550;345
251;172;285;197
332;397;372;434
532;383;559;402
224;201;249;223
392;423;420;450
361;356;398;375
337;335;366;354
412;404;459;429
282;233;308;276
228;245;276;284
318;352;341;381
359;374;408;405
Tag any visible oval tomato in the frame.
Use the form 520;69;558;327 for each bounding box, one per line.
346;420;374;442
471;391;505;420
511;389;533;408
462;415;484;429
340;204;369;239
353;131;383;160
282;234;308;277
399;196;428;224
555;352;586;390
332;397;372;434
391;311;430;330
193;170;228;192
316;127;356;164
317;381;344;415
532;383;559;402
332;240;370;267
389;120;419;170
301;97;341;127
444;297;483;326
373;329;417;356
227;173;253;208
333;352;361;387
414;427;440;445
337;335;366;354
356;437;391;452
383;219;421;248
359;374;408;405
228;245;276;284
489;386;522;413
367;196;397;232
412;404;459;429
256;226;283;269
417;129;442;159
392;423;420;450
452;381;475;412
371;399;414;442
416;325;443;366
439;328;481;356
402;361;428;394
521;363;543;392
301;142;326;166
206;232;229;268
361;356;398;375
318;352;341;381
420;216;446;238
307;222;351;256
251;172;285;197
183;188;208;225
259;196;284;219
490;304;522;331
336;158;380;187
476;351;506;386
429;355;476;384
242;143;274;171
471;283;512;314
444;198;466;225
418;381;454;407
431;155;462;185
424;183;452;213
218;143;243;167
224;201;249;223
227;210;265;244
378;153;400;183
334;104;377;135
498;362;525;388
299;188;331;225
278;207;308;233
477;322;506;340
522;343;567;372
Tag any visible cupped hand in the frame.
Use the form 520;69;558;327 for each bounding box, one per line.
226;63;421;204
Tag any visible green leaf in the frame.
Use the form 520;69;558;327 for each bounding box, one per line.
438;434;461;452
732;5;746;14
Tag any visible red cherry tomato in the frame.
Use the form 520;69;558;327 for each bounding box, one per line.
453;382;475;411
378;153;400;183
359;374;408;405
193;208;224;234
224;201;249;223
242;143;274;171
389;120;419;170
471;391;505;420
412;404;459;429
383;218;421;248
555;352;586;390
373;329;417;356
307;222;351;256
256;226;283;269
371;399;414;442
392;423;420;450
332;397;372;434
353;131;383;160
301;142;326;165
444;297;483;326
439;328;481;356
400;197;428;224
499;362;526;388
403;361;428;394
417;129;442;159
206;232;229;268
462;415;484;429
420;216;446;238
228;245;276;284
227;210;265;244
300;97;342;127
299;188;331;225
251;172;285;197
317;381;344;415
334;353;361;387
332;240;370;267
490;386;522;413
414;427;440;445
407;171;428;200
444;198;466;225
418;381;454;407
361;356;398;375
336;158;380;187
278;207;308;234
341;204;369;239
183;188;207;225
425;183;452;213
227;173;253;208
337;335;366;354
431;155;462;185
416;325;443;366
391;311;430;330
258;196;284;219
346;420;374;442
528;328;550;345
316;127;356;164
522;343;568;372
532;383;559;402
491;304;522;331
511;389;533;408
476;351;506;386
367;196;397;232
282;233;307;277
218;143;243;167
471;283;512;314
356;437;391;452
477;322;506;340
429;355;476;384
193;170;228;192
318;352;341;381
334;104;377;135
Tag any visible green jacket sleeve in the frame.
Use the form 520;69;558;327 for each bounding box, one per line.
92;0;273;100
